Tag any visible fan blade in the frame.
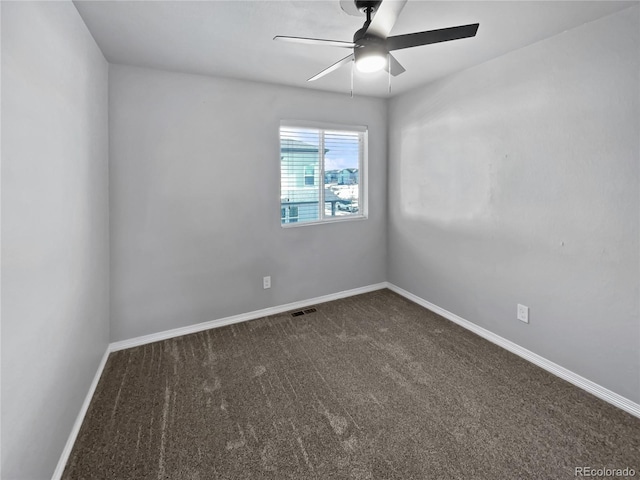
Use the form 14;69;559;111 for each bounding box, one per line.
366;0;408;38
273;36;355;48
385;54;406;76
308;54;354;82
339;0;363;17
387;23;479;51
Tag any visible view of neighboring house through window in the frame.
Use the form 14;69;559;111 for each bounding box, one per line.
280;122;366;226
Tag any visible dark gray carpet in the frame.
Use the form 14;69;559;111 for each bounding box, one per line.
63;289;639;479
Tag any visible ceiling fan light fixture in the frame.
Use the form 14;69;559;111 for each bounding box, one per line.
354;45;387;73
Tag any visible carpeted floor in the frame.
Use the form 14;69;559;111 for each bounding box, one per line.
63;289;639;479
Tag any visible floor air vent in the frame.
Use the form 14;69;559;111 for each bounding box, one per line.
291;307;317;317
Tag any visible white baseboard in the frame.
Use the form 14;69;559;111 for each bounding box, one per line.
51;347;110;480
386;282;640;420
109;282;388;352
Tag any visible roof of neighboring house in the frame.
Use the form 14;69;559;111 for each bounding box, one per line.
324;189;349;203
340;168;358;173
280;189;346;204
281;191;317;203
280;138;328;154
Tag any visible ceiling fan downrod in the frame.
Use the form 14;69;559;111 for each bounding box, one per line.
354;0;381;16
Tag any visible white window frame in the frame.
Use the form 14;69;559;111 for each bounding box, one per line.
279;120;368;228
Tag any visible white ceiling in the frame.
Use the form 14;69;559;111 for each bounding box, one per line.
74;0;636;98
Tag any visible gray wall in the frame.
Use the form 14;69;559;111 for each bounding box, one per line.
388;6;640;403
1;2;109;479
109;65;387;342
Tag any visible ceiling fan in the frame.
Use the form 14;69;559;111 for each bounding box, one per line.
274;0;479;83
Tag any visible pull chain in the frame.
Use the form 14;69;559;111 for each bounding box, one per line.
388;53;391;94
351;57;354;98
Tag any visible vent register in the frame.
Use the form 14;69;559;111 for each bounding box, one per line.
291;308;318;317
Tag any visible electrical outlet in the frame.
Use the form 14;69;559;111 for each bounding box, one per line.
517;304;529;323
263;276;271;289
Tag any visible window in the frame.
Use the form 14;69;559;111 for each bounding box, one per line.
304;166;315;186
280;122;367;226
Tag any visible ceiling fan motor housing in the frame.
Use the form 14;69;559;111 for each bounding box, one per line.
353;26;385;46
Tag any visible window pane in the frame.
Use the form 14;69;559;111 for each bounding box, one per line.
304;166;315;186
280;127;320;224
324;130;361;218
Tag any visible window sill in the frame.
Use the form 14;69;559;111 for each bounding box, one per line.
281;214;367;228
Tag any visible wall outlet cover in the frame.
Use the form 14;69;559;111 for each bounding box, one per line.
517;304;529;323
